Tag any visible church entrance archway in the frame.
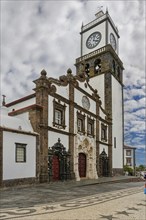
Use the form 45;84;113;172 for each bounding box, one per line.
48;138;71;182
78;153;86;178
99;149;109;177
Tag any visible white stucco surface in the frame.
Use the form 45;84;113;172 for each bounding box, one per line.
90;74;105;108
74;88;96;114
3;131;36;180
0;106;34;133
55;85;69;99
48;131;69;151
112;76;123;168
7;97;35;112
99;144;108;155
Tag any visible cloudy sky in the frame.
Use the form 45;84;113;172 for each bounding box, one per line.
1;0;145;165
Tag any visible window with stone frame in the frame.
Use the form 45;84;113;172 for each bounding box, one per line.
126;158;132;166
87;116;94;137
77;111;85;134
15;143;26;162
53;99;66;129
101;123;107;141
126;150;131;156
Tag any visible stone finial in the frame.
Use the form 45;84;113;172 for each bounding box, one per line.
67;68;72;75
106;7;108;14
40;69;47;78
58;138;61;143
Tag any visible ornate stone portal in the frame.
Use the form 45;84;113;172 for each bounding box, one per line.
74;135;98;181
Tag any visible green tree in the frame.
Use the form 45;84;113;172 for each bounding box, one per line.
123;165;134;176
138;164;145;171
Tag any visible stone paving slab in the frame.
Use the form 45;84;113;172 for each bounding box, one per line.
0;186;145;220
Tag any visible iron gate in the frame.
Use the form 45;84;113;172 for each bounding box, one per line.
48;138;71;181
99;149;109;177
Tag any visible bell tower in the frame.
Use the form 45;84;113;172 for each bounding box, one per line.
81;9;119;56
75;9;124;175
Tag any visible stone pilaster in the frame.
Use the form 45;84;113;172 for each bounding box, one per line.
33;70;49;183
108;122;112;176
69;82;75;179
96;99;100;176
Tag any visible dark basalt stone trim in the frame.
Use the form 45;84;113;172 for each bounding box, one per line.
1;177;38;188
0;127;38;136
8;104;43;116
74;85;96;101
50;93;70;105
50;85;96;103
112;168;124;176
47;126;75;136
98;140;110;146
5;93;36;107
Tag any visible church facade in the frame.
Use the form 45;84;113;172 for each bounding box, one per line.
0;10;124;186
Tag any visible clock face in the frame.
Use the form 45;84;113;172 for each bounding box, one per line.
82;96;90;110
86;32;102;49
110;33;116;50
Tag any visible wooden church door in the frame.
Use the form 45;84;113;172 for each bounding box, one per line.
78;153;86;178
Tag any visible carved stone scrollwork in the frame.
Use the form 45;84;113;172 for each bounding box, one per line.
49;84;57;95
47;68;87;89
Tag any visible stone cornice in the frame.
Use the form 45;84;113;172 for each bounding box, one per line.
0;127;38;136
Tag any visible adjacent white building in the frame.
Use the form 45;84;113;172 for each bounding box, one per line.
124;145;136;175
0;106;38;186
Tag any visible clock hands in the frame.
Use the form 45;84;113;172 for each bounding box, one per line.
86;32;101;49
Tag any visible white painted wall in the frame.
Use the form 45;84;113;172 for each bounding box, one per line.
99;108;106;120
90;74;105;108
112;76;123;168
77;81;93;97
82;22;106;56
74;88;96;114
0;106;34;133
99;144;108;155
48;131;69;151
3;131;36;180
7;97;35;112
55;85;69;99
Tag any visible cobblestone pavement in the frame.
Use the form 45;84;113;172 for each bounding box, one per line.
0;178;145;220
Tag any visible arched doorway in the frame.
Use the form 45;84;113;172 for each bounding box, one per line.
78;153;86;178
99;149;109;177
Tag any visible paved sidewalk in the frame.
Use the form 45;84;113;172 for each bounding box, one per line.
0;176;144;207
1;175;143;191
0;184;145;220
0;176;145;219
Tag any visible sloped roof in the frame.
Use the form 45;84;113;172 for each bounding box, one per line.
124;145;136;149
0;106;35;133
